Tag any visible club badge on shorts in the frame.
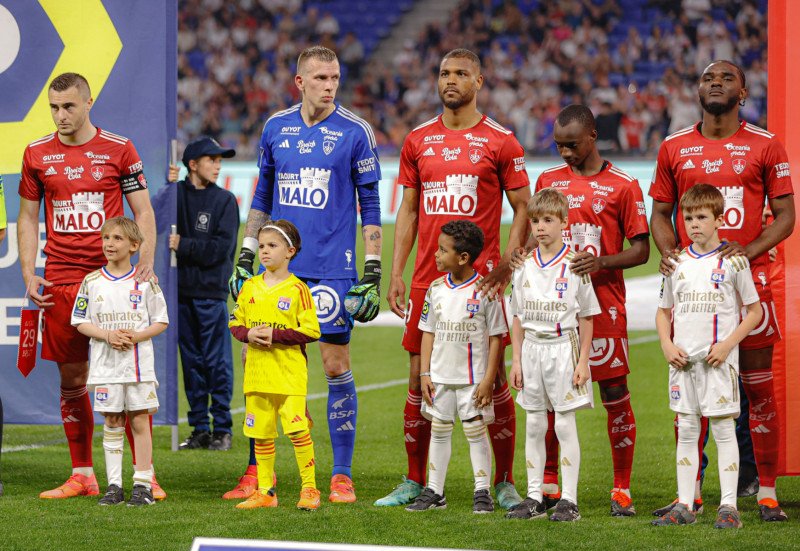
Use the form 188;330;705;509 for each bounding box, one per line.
671;385;681;400
95;387;109;403
246;413;255;427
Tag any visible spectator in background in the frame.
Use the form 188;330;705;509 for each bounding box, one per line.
168;137;239;452
595;101;623;154
340;32;365;79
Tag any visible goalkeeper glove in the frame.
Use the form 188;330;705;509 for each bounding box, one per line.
344;259;381;323
229;248;255;300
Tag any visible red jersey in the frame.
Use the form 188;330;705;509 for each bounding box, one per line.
536;162;649;338
19;128;148;283
398;115;530;289
650;121;793;298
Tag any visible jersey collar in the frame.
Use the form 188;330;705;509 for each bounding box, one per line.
445;271;479;289
686;243;724;259
533;244;569;268
101;266;137;281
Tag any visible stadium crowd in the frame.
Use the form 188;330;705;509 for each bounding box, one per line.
177;0;768;158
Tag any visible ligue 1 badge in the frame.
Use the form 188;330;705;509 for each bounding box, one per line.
91;165;104;181
278;296;292;311
466;298;480;314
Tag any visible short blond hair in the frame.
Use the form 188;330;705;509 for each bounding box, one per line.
297;46;338;74
527;188;568;221
101;216;144;245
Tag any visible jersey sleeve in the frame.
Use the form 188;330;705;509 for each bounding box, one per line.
228;283;250;329
732;258;759;306
252;124;276;214
658;274;674;309
497;134;529;191
620;180;650;239
70;277;93;326
18;146;44;201
484;297;507;337
397;134;419;189
508;267;524;318
649;142;677;203
290;282;321;340
762;139;794;199
350;126;381;186
533;172;545;193
119;141;148;194
576;273;601;317
145;279;169;325
417;285;436;333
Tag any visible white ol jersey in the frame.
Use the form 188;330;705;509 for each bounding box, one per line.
418;272;507;385
71;267;169;384
659;245;758;364
510;245;600;338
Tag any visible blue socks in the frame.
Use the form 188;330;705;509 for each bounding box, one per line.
248;437;257;466
326;371;357;478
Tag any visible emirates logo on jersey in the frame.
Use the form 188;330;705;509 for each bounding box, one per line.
469;148;483;164
732;158;746;174
91;166;104;181
592;198;606;214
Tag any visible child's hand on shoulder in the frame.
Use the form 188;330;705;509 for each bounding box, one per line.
473;379;493;409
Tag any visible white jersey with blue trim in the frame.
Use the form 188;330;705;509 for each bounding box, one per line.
510;245;601;339
418;272;507;385
71;267;169;385
658;245;758;364
257;103;381;279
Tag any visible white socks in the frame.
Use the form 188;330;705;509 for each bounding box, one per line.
463;419;491;492
525;411;548;502
103;426;125;486
676;413;701;506
710;417;738;508
427;419;453;495
133;468;153;490
554;411;580;505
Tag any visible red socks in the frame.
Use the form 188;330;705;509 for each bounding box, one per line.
60;385;93;468
488;383;517;486
741;369;779;487
602;393;636;489
404;390;430;486
544;410;559;486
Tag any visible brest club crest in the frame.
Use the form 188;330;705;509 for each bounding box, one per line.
732;158;746;175
592;197;606;214
469;148;483;164
91;166;104;181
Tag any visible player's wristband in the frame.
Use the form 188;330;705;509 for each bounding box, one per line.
420;372;431;377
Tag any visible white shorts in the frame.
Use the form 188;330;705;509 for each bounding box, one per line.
421;383;494;424
517;332;594;413
669;360;740;417
92;382;159;414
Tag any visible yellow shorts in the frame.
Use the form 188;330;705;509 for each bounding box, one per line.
243;393;308;439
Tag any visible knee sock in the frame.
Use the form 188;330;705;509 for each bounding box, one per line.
525;411;548;502
602;392;636;490
404;389;431;485
741;370;779;490
427;419;453;495
60;385;94;470
543;410;559;489
103;426;125;487
254;439;276;491
554;411;580;505
132;468;153;490
673;413;708;486
464;419;491;492
711;417;739;508
248;437;257;466
288;430;316;489
487;383;516;486
326;371;357;478
676;413;701;506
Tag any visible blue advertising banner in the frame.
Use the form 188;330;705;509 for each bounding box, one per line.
0;0;177;425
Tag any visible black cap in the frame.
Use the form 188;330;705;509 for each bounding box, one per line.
182;136;235;167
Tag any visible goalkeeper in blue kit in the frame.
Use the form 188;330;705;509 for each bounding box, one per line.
227;46;382;503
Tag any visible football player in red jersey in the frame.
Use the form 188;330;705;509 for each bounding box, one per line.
376;49;531;509
528;105;649;517
650;60;795;522
17;73;163;500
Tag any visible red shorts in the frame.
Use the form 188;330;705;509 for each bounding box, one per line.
588;337;630;381
41;283;90;364
402;287;511;354
740;298;781;350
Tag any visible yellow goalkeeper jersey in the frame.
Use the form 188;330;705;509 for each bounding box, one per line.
230;273;320;396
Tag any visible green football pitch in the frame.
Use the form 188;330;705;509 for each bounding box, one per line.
1;226;798;550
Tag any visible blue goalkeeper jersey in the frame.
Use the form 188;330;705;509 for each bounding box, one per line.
256;103;381;279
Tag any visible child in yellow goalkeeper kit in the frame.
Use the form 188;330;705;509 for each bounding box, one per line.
229;220;321;510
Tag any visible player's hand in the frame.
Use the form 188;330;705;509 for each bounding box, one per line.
717;240;747;259
168;164;180;182
421;374;435;406
475;260;512;300
658;248;681;276
509;362;523;391
706;342;732;368
134;261;156;284
169;234;180;251
569;251;603;276
229;248;255;300
25;274;54;309
473;379;494;409
387;274;407;319
508;246;527;270
247;325;272;348
345;259;381;323
661;341;689;369
769;247;777;262
573;362;590;387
